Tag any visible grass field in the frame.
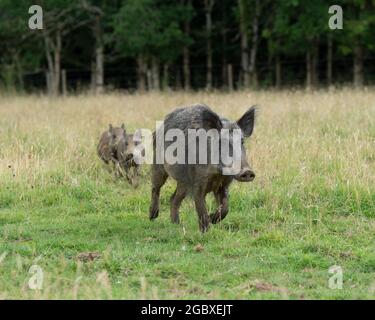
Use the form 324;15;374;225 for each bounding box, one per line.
0;89;374;299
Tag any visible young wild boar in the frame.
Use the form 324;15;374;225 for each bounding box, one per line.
149;104;256;232
97;123;126;170
117;131;142;187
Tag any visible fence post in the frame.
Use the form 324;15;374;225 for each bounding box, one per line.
45;71;52;96
227;64;233;92
62;69;67;96
147;69;152;91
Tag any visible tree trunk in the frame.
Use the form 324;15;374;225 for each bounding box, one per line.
137;55;146;91
312;40;319;87
238;0;249;88
95;45;104;94
46;71;52;95
183;0;191;90
162;63;170;91
175;66;182;90
52;28;62;96
90;59;96;91
204;0;214;90
222;64;227;89
353;44;363;88
94;15;104;94
227;64;233;92
183;48;191;91
43;29;55;96
221;1;227;89
249;0;260;87
10;51;23;91
61;69;67;96
151;57;160;90
221;29;228;89
147;68;152;90
327;34;333;87
275;54;281;89
306;52;312;89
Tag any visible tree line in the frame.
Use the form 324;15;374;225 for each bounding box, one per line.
0;0;374;95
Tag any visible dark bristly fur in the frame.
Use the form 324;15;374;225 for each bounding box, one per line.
97;124;140;186
149;104;257;232
117;133;141;187
97;123;126;166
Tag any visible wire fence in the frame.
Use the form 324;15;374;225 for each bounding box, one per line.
20;57;375;93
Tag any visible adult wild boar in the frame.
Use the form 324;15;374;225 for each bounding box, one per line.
149;104;256;232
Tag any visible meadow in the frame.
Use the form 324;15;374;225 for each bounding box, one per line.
0;89;374;299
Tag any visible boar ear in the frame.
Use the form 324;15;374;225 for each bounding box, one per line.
109;124;113;133
237;106;256;137
121;123;126;136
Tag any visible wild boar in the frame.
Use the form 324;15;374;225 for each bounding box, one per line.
117;132;142;187
97;123;126;177
149;104;256;232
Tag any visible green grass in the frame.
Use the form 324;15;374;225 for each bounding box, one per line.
0;168;374;299
0;90;374;299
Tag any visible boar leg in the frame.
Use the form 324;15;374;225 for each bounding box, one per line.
170;183;187;224
210;187;229;224
113;159;122;178
124;165;133;183
131;165;140;188
123;163;137;187
149;165;168;220
193;187;210;233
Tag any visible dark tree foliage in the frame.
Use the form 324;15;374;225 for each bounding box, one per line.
0;0;374;93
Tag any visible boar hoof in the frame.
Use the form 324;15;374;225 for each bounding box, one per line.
149;208;159;220
199;223;210;233
171;216;180;224
209;213;219;224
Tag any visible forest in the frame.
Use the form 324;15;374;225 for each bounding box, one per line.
0;0;374;94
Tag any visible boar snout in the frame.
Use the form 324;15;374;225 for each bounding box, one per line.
125;153;134;161
235;168;255;182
